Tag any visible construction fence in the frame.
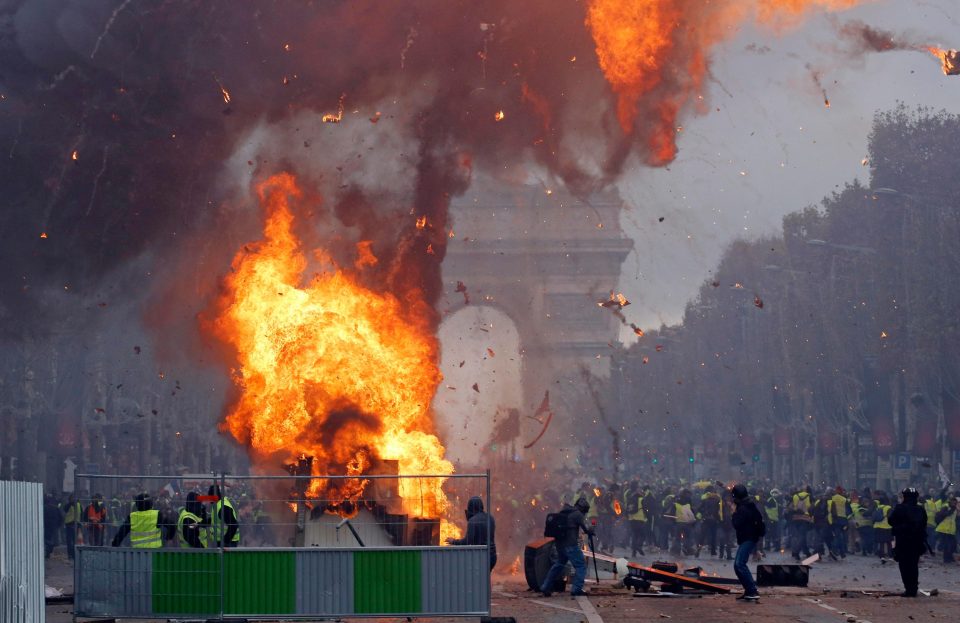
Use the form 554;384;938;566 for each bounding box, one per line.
73;472;491;619
0;480;45;623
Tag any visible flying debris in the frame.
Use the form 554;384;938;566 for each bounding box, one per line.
599;291;630;309
929;47;960;75
754;296;764;309
455;281;470;305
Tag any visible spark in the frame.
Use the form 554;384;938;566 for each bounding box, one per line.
322;93;346;123
40;232;48;239
71;150;78;161
494;110;505;121
415;215;427;229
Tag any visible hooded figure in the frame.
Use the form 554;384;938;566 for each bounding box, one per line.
446;496;497;570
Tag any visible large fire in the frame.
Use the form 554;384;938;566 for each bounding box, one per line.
209;173;457;538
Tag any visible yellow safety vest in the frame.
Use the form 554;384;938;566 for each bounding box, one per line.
765;497;779;522
792;493;812;519
625;491;646;522
64;502;82;525
923;500;939;527
214;498;241;543
874;504;891;529
830;495;849;520
130;510;162;548
675;502;695;524
177;510;208;548
936;509;957;536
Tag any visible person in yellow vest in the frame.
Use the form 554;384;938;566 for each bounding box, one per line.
873;493;893;559
789;487;814;561
63;493;83;560
698;486;723;557
854;496;875;555
934;497;957;563
672;489;696;556
829;486;850;559
764;490;781;552
624;481;647;557
111;493;173;548
922;493;941;556
177;492;209;548
208;485;241;547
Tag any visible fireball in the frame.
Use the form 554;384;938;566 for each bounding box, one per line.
209;172;456;536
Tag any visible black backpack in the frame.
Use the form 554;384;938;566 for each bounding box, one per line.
544;509;572;539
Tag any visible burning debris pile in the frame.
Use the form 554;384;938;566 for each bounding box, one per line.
206;173;456;536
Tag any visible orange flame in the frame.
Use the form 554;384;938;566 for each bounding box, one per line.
322;93;346;123
613;500;623;515
593;487;602;498
494;110;505;121
928;47;960;75
209;172;457;538
585;1;866;163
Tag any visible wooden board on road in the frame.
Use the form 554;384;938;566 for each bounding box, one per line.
626;562;731;594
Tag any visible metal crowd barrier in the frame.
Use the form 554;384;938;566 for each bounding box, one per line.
72;472;491;620
0;480;45;623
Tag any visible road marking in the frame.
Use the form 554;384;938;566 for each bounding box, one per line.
802;597;872;623
529;599;584;614
576;595;605;623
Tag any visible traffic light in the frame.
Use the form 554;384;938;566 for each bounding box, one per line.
652;457;659;465
688;455;695;464
751;443;761;463
752;453;761;462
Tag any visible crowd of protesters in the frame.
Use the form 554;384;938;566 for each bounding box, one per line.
42;482;273;557
519;479;959;566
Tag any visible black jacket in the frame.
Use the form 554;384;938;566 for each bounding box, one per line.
448;497;497;566
731;499;765;544
553;503;594;549
889;501;927;553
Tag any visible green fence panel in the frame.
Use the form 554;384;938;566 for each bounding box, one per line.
225;550;296;615
353;550;422;614
152;551;221;616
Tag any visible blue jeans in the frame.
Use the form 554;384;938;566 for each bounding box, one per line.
541;544;587;594
734;540;758;596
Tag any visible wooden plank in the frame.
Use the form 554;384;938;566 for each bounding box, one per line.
626;563;731;594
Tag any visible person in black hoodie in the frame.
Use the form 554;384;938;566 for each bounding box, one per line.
731;484;765;601
889;487;928;597
446;496;497;570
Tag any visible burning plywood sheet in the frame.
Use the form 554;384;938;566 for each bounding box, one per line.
931;48;960;75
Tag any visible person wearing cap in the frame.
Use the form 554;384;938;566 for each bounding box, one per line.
730;484;765;601
539;496;594;598
889;488;928;597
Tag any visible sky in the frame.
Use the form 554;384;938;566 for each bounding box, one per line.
613;0;959;333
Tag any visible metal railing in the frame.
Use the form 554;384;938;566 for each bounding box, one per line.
73;471;491;620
